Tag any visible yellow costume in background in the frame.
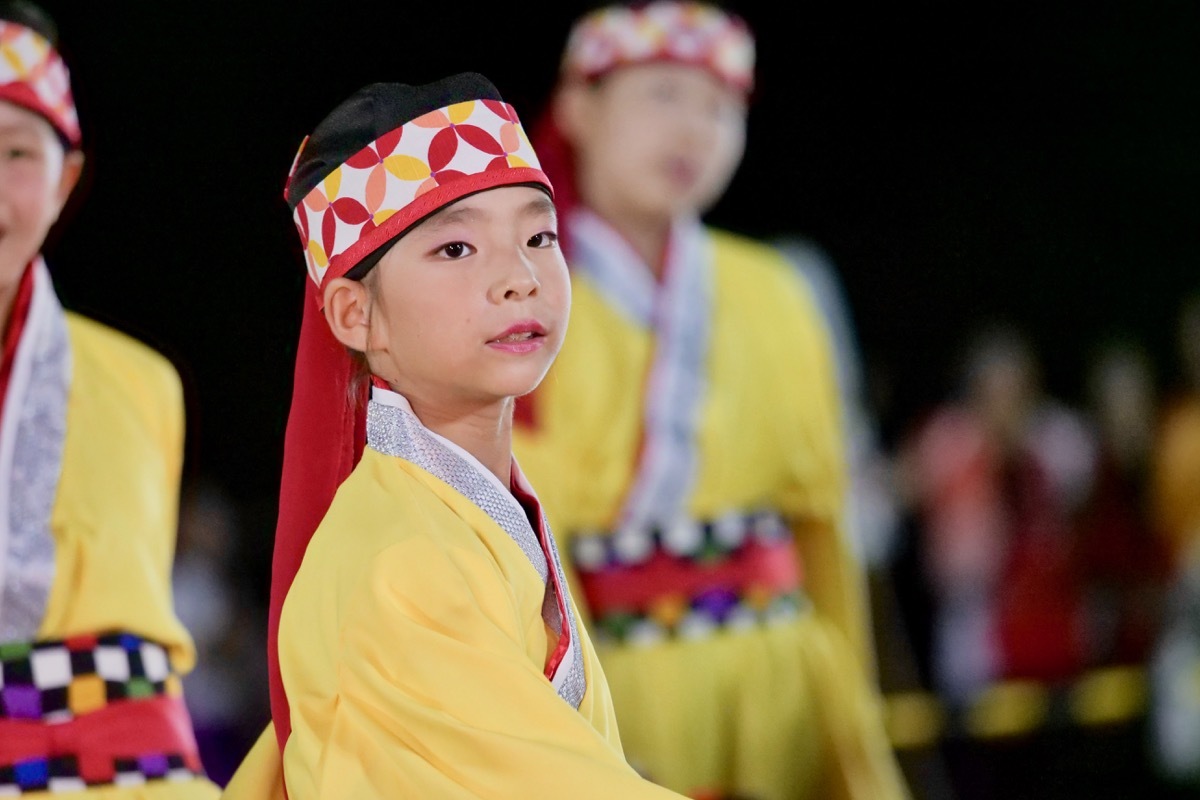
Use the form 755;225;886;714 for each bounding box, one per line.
45;316;194;657
0;262;216;797
1152;396;1200;565
224;389;682;799
514;220;906;800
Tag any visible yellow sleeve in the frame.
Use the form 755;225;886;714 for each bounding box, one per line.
164;360;186;571
139;345;186;594
781;272;874;673
1151;401;1200;566
221;725;287;800
293;538;683;799
43;317;196;671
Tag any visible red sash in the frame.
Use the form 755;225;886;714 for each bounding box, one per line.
0;695;203;789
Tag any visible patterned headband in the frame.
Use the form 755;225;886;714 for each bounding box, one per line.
0;20;80;147
562;1;755;92
289;97;549;293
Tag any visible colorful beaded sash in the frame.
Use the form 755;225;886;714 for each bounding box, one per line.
0;632;206;792
0;632;178;721
571;510;809;645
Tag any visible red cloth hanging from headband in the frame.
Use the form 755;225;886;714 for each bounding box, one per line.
267;278;366;756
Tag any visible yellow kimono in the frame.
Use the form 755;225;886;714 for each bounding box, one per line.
0;261;216;797
1152;394;1200;566
224;388;682;799
512;212;906;800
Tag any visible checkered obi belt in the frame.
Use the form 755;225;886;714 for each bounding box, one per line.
0;631;206;793
570;510;809;644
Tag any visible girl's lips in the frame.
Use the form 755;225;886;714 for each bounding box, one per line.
487;320;548;354
665;158;700;189
488;320;547;341
487;336;546;354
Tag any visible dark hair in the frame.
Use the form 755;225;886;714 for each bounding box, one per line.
0;0;58;44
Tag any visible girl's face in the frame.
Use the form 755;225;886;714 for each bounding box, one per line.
561;62;747;222
352;186;570;411
0;101;79;292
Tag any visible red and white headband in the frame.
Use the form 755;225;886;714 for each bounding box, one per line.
0;20;80;147
562;1;755;93
289;98;548;294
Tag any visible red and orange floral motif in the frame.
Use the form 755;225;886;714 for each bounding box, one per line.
290;99;547;290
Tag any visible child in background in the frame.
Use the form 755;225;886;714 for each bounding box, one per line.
0;1;217;795
222;72;686;799
511;3;908;798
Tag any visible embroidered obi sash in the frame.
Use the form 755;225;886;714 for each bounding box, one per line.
571;510;809;645
0;631;206;793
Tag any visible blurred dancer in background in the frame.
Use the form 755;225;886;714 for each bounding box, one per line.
1076;338;1165;671
512;3;907;798
0;1;217;795
895;321;1173;799
900;322;1093;707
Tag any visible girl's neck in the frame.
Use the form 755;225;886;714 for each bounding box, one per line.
405;392;515;487
580;197;673;282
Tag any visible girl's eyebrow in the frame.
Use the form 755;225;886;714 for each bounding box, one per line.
521;195;558;224
419;193;558;233
422;205;483;232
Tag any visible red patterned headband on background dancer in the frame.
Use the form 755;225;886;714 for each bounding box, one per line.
270;72;552;767
0;19;80;147
561;0;756;92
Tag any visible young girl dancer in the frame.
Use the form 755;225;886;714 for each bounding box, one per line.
222;72;685;799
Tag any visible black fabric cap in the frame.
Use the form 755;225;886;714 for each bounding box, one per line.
0;1;58;45
285;72;505;211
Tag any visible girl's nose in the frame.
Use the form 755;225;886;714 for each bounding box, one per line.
490;252;540;303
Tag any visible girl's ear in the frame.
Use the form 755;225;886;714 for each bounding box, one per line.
53;151;84;220
323;277;372;352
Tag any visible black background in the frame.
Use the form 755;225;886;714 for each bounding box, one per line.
37;1;1200;562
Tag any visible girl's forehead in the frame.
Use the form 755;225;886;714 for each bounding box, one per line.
0;99;59;137
413;186;554;231
603;61;748;97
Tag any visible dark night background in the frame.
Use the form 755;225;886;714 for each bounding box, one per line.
37;1;1200;596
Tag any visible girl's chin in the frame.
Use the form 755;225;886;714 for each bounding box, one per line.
439;376;547;409
486;372;554;404
629;195;703;222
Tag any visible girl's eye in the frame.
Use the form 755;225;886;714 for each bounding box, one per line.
437;242;475;259
5;148;33;160
527;231;558;249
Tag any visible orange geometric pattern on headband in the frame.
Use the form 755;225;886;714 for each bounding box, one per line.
0;21;79;145
562;0;755;92
292;99;542;288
